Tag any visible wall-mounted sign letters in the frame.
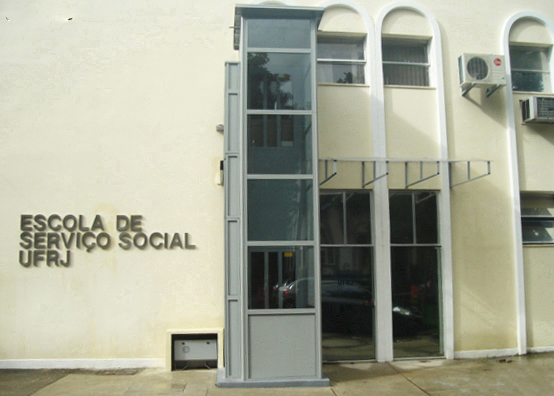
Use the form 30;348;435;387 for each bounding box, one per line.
18;214;196;268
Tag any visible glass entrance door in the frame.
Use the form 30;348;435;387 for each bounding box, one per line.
320;191;374;361
319;190;442;361
389;191;442;358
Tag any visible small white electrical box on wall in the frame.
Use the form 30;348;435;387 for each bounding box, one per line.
174;339;217;361
166;329;223;371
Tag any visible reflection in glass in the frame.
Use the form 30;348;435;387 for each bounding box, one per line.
390;192;438;244
248;247;314;309
346;192;371;244
522;219;554;243
247;115;312;174
317;63;365;84
391;246;441;358
390;193;414;244
248;19;311;49
320;193;344;245
510;47;547;70
248;179;313;241
320;191;371;245
321;247;374;361
521;196;554;216
415;192;438;244
248;52;311;110
318;38;364;60
382;42;427;63
510;46;550;92
512;71;546;92
317;36;365;84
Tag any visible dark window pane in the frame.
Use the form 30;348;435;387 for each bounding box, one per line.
249;251;267;309
522;219;554;243
510;47;547;70
248;179;313;241
346;192;371;244
512;71;545;92
321;246;374;360
248;52;311;110
382;43;427;63
383;64;429;86
390;193;414;244
415;192;438;244
317;63;365;84
248;115;312;175
382;40;429;87
391;246;440;357
510;46;549;92
249;247;314;309
248;19;311;49
521;197;554;216
320;193;344;245
317;37;364;60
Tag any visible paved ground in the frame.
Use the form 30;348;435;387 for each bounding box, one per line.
2;353;554;395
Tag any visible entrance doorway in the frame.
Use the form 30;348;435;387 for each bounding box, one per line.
319;190;442;361
320;191;374;361
390;191;441;358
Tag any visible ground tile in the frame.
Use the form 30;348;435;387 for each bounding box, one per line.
32;373;135;396
0;369;74;396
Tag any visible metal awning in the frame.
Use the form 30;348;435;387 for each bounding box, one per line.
319;158;491;188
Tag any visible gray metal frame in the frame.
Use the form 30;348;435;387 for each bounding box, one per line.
219;5;328;387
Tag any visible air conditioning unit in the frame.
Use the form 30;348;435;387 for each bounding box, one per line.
459;54;507;93
521;96;554;123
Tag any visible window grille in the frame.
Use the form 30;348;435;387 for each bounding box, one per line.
382;39;430;87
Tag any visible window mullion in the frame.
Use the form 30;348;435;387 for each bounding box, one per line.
342;192;348;244
412;194;417;244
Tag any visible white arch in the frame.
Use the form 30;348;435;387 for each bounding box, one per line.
502;11;554;357
318;0;400;363
318;0;375;100
375;1;454;362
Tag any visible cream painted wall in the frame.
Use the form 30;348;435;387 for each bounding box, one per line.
318;84;372;189
318;5;366;34
514;94;554;192
436;4;521;352
384;87;441;190
524;247;554;348
510;19;554;45
381;8;431;38
0;0;238;363
447;90;519;351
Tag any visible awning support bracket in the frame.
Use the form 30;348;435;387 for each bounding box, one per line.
449;160;491;188
405;161;440;188
320;159;338;186
362;160;389;188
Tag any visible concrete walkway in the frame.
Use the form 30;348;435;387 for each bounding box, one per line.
2;353;554;395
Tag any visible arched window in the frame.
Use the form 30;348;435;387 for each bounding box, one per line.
380;8;432;87
509;18;553;92
317;5;368;84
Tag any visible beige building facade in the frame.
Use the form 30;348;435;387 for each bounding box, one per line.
1;0;554;384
